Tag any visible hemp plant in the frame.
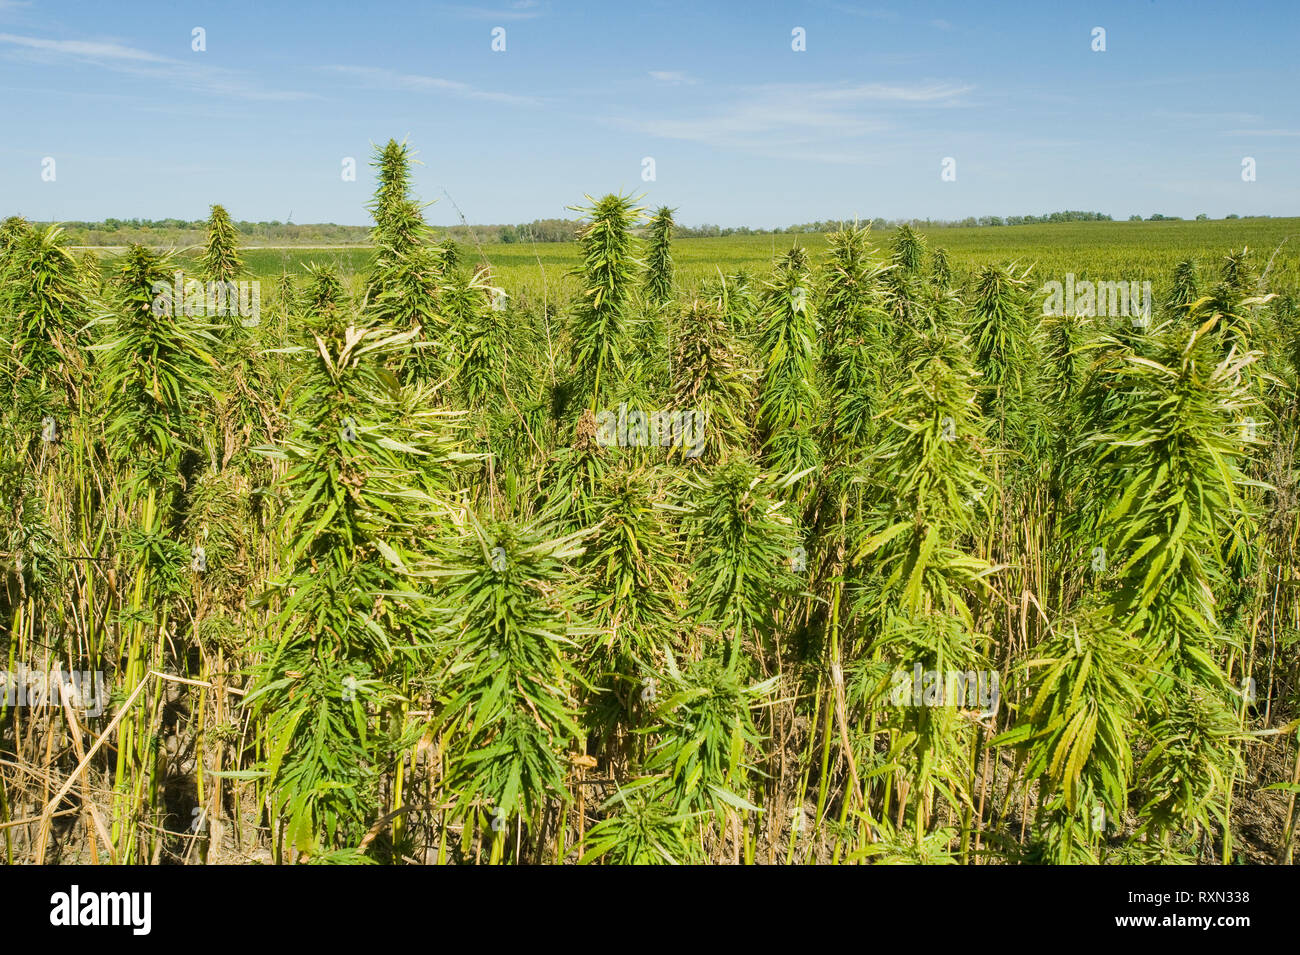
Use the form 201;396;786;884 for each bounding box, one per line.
247;323;449;861
567;193;644;411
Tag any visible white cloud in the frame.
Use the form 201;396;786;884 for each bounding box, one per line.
649;70;694;86
1148;109;1262;124
0;32;171;62
826;3;901;22
0;32;312;100
1222;128;1300;137
321;65;539;105
436;2;545;20
802;81;971;104
616;80;971;160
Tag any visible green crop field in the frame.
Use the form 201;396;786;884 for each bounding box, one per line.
88;215;1300;313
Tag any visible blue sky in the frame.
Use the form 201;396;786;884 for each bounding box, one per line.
2;0;1297;227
